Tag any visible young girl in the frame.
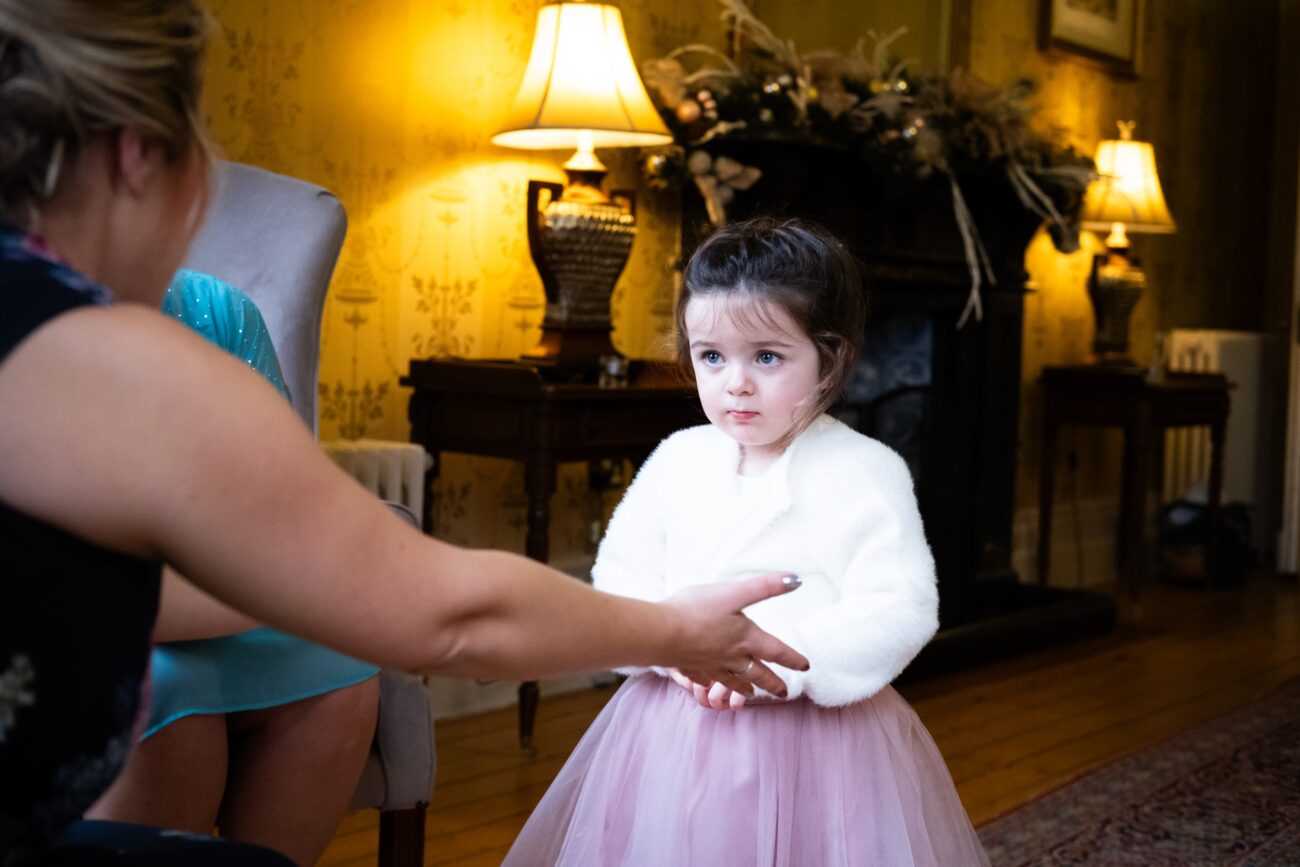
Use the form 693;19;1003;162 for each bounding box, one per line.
504;218;989;866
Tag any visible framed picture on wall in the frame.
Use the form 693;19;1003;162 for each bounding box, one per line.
1039;0;1143;76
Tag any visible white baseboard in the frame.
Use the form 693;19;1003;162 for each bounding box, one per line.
1013;497;1123;588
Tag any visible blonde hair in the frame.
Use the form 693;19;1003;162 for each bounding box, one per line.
676;217;867;447
0;0;210;229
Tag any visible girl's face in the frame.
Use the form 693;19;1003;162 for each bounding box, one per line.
684;293;821;475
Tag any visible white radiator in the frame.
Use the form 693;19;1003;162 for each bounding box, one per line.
1162;330;1280;548
322;439;431;522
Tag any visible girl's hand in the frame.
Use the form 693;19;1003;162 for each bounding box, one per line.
666;667;696;694
667;669;748;711
661;572;808;699
694;680;748;711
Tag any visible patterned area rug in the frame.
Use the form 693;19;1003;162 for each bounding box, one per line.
977;677;1300;866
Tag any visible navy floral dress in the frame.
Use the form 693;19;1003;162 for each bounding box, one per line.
0;224;162;857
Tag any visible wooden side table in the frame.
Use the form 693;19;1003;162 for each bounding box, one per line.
1037;365;1231;595
403;358;703;749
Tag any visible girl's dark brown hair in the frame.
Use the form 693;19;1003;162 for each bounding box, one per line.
676;216;867;440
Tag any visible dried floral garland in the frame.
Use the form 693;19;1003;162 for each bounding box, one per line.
640;0;1094;325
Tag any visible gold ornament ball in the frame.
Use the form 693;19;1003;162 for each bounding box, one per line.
676;99;702;124
686;150;714;176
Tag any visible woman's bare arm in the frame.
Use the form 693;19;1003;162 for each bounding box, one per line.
155;566;261;641
0;305;806;691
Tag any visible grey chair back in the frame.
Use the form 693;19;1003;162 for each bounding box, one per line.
181;162;435;864
182;161;346;436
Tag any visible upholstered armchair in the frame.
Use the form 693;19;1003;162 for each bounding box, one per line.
183;160;436;867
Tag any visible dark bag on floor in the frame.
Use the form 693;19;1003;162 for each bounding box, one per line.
1157;500;1255;585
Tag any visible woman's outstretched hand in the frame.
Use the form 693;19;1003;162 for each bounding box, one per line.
659;572;808;701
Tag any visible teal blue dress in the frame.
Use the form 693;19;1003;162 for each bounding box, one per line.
144;270;379;739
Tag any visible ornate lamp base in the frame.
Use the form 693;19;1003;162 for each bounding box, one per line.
1088;251;1146;366
523;172;636;366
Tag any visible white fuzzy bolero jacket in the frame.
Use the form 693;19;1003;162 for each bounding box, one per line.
593;415;938;707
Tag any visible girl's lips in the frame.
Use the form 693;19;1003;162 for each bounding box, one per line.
728;410;758;420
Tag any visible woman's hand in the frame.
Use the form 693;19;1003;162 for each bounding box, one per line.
660;572;808;701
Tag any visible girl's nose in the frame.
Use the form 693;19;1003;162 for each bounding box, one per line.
726;366;754;395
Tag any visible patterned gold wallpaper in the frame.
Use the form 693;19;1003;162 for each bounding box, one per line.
201;0;712;554
205;0;690;435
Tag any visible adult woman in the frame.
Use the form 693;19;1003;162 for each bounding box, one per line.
0;1;805;863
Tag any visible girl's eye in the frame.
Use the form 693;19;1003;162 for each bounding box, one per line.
756;351;781;365
701;350;723;365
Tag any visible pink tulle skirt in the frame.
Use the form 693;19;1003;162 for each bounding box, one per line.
504;674;989;866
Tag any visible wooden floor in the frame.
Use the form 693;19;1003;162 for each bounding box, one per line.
318;574;1300;866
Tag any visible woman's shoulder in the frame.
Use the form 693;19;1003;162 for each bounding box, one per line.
4;301;232;391
0;230;114;365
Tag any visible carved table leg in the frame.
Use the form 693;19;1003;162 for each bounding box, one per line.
1206;418;1227;587
519;455;556;750
1119;410;1154;599
422;450;440;535
1038;416;1059;586
517;681;540;752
